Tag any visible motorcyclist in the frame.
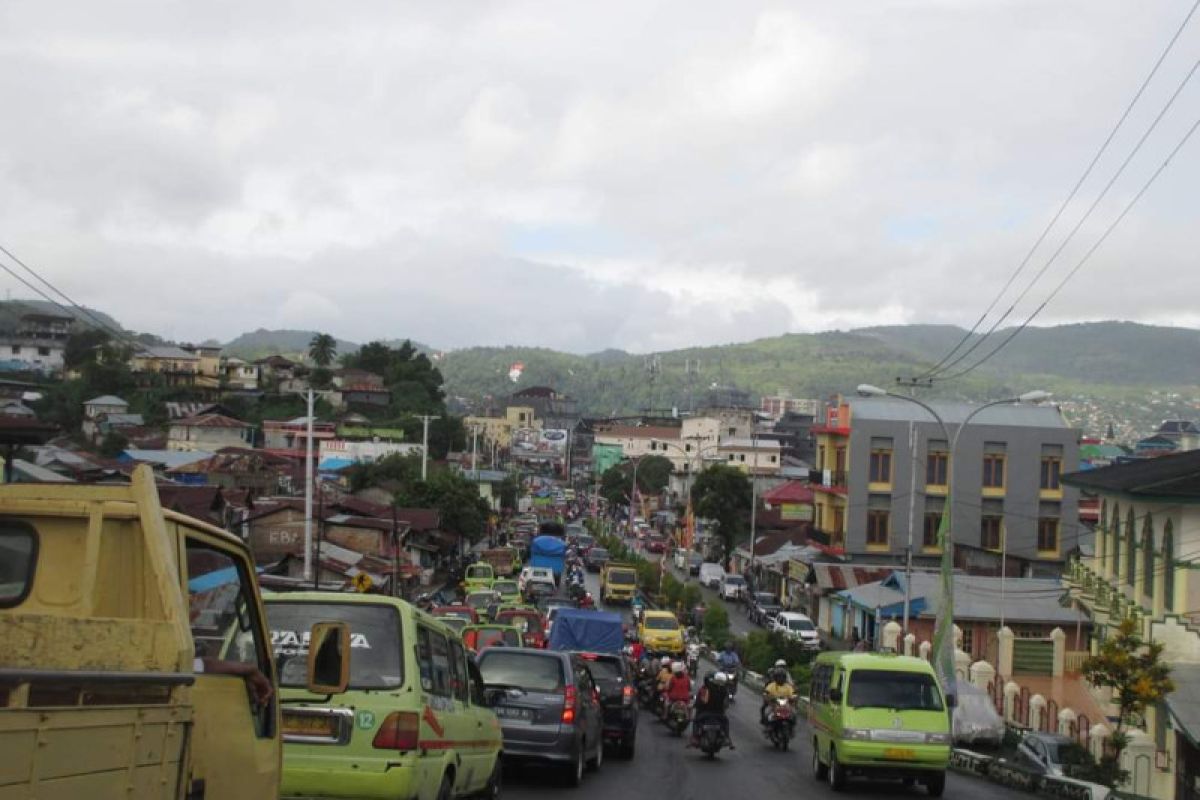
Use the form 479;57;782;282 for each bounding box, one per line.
716;641;741;679
761;660;797;725
578;592;595;609
690;671;734;749
665;661;692;703
656;656;674;694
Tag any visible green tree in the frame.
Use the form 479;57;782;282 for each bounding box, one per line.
308;333;337;367
402;469;492;544
690;464;752;565
637;455;673;495
309;366;333;389
64;328;111;370
344;452;422;495
702;604;731;647
497;474;520;511
598;455;675;507
98;430;129;458
1081;618;1174;787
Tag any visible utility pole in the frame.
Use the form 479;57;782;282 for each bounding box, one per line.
303;388;315;584
748;429;759;581
470;424;480;475
903;420;918;636
418;414;440;480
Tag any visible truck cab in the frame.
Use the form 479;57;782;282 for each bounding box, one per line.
0;466;282;800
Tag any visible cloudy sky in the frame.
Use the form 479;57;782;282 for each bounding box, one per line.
1;1;1198;353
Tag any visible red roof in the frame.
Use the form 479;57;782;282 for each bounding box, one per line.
812;563;895;591
394;508;440;531
761;480;815;505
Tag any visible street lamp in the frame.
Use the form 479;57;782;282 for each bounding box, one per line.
855;384;1051;698
652;437;721;550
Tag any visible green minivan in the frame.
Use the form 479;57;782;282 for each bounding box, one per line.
809;652;951;796
266;592;503;800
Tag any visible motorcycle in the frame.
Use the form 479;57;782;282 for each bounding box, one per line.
762;697;796;751
685;644;700;677
665;699;690;736
694;716;727;759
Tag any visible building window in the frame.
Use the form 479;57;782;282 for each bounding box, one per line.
1037;518;1059;553
961;628;974;658
869;450;892;483
982;454;1005;489
9;345;17;355
923;513;942;548
1126;507;1136;587
769;455;777;463
1164;520;1175;611
1039;458;1061;491
1111;502;1121;576
980;516;1002;550
739;454;745;462
926;452;948;486
817;445;826;470
1142;513;1155;600
37;347;50;357
866;510;889;547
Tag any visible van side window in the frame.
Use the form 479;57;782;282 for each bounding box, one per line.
467;659;488;707
420;626;453;697
0;522;37;607
448;639;470;702
186;541;264;668
416;627;435;692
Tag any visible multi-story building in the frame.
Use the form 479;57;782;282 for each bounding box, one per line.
812;396;1079;568
0;312;72;374
718;437;782;476
760;394;820;421
167;413;254;452
1064;450;1200;799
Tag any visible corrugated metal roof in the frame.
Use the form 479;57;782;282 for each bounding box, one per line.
85;395;128;407
837;572;1084;624
848;397;1068;428
122;449;215;469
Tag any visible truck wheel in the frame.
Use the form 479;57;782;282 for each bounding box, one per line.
812;741;828;779
828;747;846;791
437;773;454;800
477;760;502;800
924;773;946;797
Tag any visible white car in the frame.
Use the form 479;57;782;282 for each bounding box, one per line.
698;563;725;589
772;612;821;650
720;574;747;600
518;565;555;592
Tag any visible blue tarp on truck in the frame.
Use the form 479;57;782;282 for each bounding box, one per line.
530;535;567;579
548;609;624;654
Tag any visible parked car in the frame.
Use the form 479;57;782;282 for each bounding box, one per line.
698;563;725;589
1014;731;1093;778
687;552;704;576
584;547;610;572
720;574;747;601
573;651;638;758
477;648;605;786
771;611;821;650
746;591;783;625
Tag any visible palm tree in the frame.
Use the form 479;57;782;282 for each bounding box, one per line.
308;333;337;367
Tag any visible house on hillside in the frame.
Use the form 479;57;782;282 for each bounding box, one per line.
222;357;261;391
168;413;254;452
0;312;71;375
82;395;129;440
130;345;201;387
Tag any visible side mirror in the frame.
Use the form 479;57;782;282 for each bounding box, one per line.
828;687;843;703
307;621;351;695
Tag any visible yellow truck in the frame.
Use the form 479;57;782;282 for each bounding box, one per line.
0;466;339;800
600;561;638;604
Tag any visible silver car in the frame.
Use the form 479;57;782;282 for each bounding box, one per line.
478;649;605;787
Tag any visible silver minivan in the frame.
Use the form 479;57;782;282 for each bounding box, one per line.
478;648;605;787
699;562;725;589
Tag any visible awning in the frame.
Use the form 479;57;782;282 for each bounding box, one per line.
1165;664;1200;747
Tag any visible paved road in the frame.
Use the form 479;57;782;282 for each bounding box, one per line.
502;664;1026;800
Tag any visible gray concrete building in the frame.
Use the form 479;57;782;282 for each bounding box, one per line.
812;396;1080;576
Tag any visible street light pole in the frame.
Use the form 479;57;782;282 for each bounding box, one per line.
749;430;759;581
856;385;1050;697
303;388;315;584
418;414;440;481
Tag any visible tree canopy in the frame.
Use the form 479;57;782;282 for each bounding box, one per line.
690;464;752;565
308;332;337;367
341;339;446;416
598;454;674;507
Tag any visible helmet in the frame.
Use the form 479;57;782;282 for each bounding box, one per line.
661;656;672;667
774;659;787;668
672;661;685;674
770;666;788;684
711;671;728;685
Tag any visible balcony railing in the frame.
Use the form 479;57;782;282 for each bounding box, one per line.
814;469;848;490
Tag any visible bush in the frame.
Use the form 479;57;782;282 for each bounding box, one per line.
703;604;730;646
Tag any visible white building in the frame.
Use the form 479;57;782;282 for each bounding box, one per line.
319;439;424;467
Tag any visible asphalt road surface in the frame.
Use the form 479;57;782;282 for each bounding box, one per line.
501;658;1028;800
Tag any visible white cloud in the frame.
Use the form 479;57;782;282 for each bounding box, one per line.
0;0;1195;354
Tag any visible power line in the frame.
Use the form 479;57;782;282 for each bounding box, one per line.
911;0;1200;381
932;107;1200;381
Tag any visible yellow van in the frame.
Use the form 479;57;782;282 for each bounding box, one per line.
0;467;283;799
265;591;504;800
809;652;951;796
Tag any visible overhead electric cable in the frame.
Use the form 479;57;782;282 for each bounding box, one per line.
933;109;1200;381
912;0;1200;380
925;50;1200;379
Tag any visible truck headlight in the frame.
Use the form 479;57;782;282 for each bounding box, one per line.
844;728;871;741
925;733;952;745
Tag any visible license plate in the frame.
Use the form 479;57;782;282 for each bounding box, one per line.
495;707;533;721
282;713;337;736
883;747;916;760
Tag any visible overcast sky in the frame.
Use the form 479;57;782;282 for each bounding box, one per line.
1;1;1198;353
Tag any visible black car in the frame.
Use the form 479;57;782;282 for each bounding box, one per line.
687;552;703;576
747;591;783;625
478;649;606;786
584;547;610;573
574;651;637;758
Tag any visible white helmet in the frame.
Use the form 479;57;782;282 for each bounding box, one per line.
712;671;728;685
774;659;787;668
672;661;685;674
661;656;672;667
